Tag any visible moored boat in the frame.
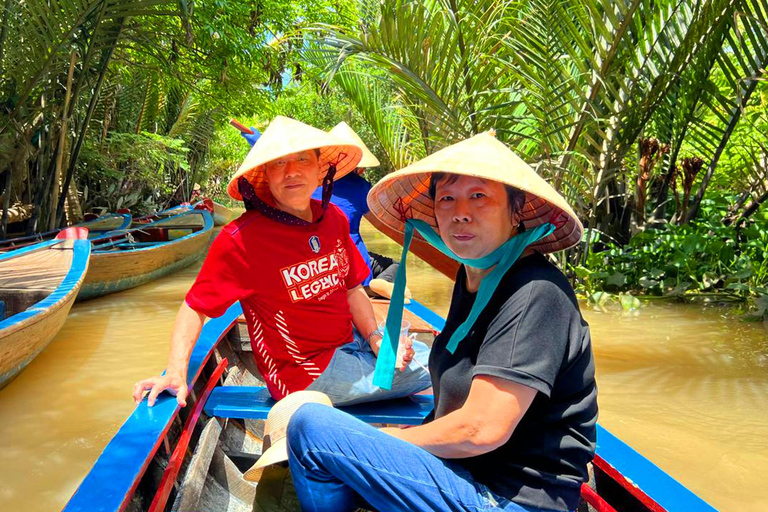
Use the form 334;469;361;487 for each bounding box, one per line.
0;228;91;389
78;209;214;301
131;204;194;226
64;297;717;512
0;213;132;252
211;200;236;226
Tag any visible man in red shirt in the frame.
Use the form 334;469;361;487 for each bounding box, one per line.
133;116;431;406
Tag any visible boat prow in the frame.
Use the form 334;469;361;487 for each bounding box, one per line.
0;227;91;388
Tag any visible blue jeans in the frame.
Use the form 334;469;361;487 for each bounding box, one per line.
306;329;432;406
287;404;561;512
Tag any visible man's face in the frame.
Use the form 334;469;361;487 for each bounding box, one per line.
264;150;321;213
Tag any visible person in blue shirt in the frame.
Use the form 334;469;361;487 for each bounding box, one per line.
241;121;408;300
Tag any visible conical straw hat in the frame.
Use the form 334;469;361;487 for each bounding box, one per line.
329;121;380;168
243;390;333;482
367;132;583;255
227;116;363;201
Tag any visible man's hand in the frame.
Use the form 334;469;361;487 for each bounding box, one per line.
396;335;415;371
132;375;188;407
371;332;416;372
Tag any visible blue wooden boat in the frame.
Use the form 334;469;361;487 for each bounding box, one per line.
0;213;132;252
78;209;214;301
64;298;717;512
0;228;91;388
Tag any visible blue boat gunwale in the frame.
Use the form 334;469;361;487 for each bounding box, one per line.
64;303;242;512
0;237;91;332
91;209;214;254
64;299;717;512
80;212;132;234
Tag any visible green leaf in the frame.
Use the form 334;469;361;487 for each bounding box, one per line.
589;291;612;307
606;272;627;287
618;294;641;311
639;277;660;289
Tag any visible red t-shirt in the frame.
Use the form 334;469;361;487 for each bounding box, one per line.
185;201;369;399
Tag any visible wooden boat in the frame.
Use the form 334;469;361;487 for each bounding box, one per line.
131;204;194;226
78;209;214;301
211;200;236;226
64;297;717;512
0;228;91;389
131;199;234;227
0;213;132;252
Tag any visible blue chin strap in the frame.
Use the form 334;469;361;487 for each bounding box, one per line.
372;219;556;390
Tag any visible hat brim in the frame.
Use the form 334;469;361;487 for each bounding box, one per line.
367;133;583;255
243;437;288;482
227;116;363;201
228;143;362;201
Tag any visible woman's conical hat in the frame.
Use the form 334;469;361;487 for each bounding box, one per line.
367;132;583;254
329;122;380;168
227;116;363;201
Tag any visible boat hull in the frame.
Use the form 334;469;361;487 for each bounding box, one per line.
64;297;718;512
0;236;90;388
212;201;235;226
79;212;213;301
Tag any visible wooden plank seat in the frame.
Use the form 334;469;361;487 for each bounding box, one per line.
204;386;433;425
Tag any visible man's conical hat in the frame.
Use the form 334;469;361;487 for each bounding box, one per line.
329;122;380;168
367;132;583;254
227;116;363;201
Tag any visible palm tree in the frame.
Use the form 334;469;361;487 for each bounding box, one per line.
0;0;185;235
309;0;768;250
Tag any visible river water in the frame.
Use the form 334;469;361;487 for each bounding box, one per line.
0;220;765;511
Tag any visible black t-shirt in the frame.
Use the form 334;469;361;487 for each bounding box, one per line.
429;253;598;511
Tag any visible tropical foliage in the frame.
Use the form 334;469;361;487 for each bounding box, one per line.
0;0;356;236
2;0;768;311
309;0;768;247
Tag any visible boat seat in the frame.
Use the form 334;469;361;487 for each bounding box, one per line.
204;386;433;425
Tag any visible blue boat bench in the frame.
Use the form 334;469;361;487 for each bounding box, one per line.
204;386;433;425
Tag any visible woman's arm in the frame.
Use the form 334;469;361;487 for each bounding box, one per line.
383;375;536;458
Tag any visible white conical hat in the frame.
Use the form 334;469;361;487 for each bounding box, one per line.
243;391;333;482
227;116;363;201
329;121;380;168
367;131;583;255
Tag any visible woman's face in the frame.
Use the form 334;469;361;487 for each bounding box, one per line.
265;150;320;212
433;175;516;260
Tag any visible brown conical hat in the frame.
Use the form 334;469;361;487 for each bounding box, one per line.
367;131;582;255
227;116;363;201
329;122;380;168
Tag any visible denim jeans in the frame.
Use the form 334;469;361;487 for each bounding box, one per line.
287;404;562;512
305;329;432;406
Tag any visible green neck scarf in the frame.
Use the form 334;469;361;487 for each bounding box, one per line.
372;219;555;390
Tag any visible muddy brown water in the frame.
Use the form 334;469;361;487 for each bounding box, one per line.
0;220;765;511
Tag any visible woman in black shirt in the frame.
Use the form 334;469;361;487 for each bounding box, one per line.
286;131;598;512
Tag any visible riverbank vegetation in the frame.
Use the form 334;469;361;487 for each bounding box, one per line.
1;0;767;313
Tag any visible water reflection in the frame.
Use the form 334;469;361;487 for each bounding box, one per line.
0;220;765;511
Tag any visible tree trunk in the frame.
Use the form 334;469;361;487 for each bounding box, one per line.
55;18;126;227
684;77;761;223
725;189;768;227
0;170;11;239
48;51;77;230
0;0;12;76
